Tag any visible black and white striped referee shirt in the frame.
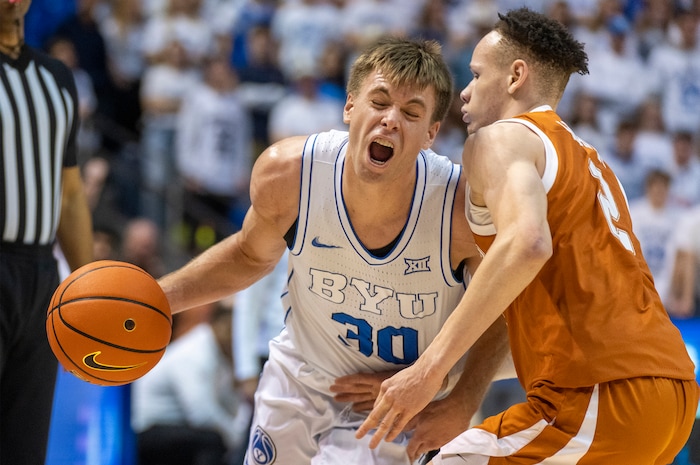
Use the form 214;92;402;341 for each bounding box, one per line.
0;45;78;246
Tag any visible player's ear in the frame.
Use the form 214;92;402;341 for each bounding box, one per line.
508;59;528;95
422;121;440;150
343;94;355;124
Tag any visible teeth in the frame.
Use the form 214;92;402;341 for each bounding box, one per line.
375;139;394;148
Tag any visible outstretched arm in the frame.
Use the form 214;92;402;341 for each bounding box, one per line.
357;123;552;448
159;136;306;314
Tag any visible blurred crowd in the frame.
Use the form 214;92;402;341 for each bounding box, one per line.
29;0;700;462
28;0;700;321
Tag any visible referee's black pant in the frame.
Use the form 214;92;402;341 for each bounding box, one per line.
0;244;60;465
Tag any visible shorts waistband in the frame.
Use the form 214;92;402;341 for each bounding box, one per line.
0;241;55;257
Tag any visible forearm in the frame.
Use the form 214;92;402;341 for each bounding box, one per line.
442;316;510;419
668;250;695;317
162;140;302;315
56;168;94;270
159;234;274;313
417;231;547;382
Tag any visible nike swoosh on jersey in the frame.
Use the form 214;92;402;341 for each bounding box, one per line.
83;351;146;371
311;236;341;249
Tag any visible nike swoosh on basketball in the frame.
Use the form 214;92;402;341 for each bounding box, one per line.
311;236;341;249
83;351;146;371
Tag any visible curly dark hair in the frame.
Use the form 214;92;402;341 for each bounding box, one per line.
495;7;589;77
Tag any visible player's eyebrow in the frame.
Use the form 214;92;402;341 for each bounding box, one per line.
369;86;428;111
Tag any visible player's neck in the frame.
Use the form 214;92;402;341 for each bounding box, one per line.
343;179;413;250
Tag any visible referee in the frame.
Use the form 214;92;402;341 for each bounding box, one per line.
0;1;93;464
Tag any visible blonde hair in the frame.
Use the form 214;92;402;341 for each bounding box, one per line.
346;37;453;124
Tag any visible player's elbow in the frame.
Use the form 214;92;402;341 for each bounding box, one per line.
516;227;552;267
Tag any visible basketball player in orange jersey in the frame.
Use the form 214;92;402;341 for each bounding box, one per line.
359;8;700;464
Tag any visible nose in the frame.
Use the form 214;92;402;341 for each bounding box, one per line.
459;83;471;104
381;105;400;130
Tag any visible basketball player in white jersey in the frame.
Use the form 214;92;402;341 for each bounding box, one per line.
158;37;510;464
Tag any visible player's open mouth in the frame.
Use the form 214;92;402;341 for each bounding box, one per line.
369;139;394;166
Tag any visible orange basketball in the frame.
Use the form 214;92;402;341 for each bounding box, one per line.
46;260;172;386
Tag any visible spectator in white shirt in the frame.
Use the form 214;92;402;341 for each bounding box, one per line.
647;9;700;135
629;168;684;305
132;301;251;465
270;0;341;81
668;130;700;208
601;119;649;201
175;57;253;250
139;39;200;229
267;63;346;143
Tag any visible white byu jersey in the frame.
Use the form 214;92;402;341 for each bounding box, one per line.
280;130;466;380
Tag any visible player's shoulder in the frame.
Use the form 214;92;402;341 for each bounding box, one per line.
252;136;305;196
480;118;538;141
250;136;306;221
259;130;348;169
474;120;544;163
262;135;308;164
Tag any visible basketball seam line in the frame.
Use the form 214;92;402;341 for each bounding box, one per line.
56;312;166;354
54;295;172;321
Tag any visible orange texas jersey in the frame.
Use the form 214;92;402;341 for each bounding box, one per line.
468;107;696;390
